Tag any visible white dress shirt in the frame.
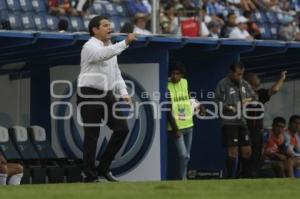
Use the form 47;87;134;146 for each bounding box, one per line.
229;27;251;39
133;26;152;35
78;37;128;96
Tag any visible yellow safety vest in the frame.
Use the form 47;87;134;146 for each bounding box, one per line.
167;78;194;131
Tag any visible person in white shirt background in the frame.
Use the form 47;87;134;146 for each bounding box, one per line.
229;16;253;40
207;20;221;39
133;12;152;35
77;16;137;182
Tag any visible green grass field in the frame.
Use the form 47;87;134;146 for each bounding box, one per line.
1;179;300;199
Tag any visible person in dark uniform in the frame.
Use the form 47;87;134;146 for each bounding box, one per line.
245;71;287;177
77;16;137;182
215;62;257;178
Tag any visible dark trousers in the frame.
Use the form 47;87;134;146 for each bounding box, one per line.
77;87;129;179
249;128;263;177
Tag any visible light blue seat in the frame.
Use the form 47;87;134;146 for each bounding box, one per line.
115;2;129;17
33;13;48;31
0;0;8;10
259;23;272;40
70;16;85;32
19;0;34;12
6;0;21;11
91;0;106;15
102;1;117;16
252;11;268;24
266;11;279;24
21;12;36;30
111;16;121;32
7;12;23;30
31;0;46;12
45;14;59;31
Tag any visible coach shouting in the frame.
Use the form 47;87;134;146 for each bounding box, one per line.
77;16;137;182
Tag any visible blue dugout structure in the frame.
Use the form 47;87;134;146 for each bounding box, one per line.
1;31;300;180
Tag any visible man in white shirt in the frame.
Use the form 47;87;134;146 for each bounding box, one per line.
77;16;137;182
133;12;152;35
229;16;253;40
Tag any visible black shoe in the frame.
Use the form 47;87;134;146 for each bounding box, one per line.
99;171;119;182
84;175;99;183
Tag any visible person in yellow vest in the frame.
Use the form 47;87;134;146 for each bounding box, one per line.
167;61;202;180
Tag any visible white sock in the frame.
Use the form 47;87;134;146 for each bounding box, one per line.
0;173;8;185
8;173;23;185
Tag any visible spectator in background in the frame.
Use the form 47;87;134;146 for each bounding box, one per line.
244;71;287;177
220;12;237;38
161;5;180;35
278;14;300;41
229;16;253;39
207;20;221;38
48;0;77;16
181;0;196;17
263;117;289;177
0;154;23;185
48;0;66;15
227;0;258;12
120;22;134;33
198;7;210;37
58;19;69;32
75;0;94;16
284;115;300;177
244;11;261;39
133;13;152;35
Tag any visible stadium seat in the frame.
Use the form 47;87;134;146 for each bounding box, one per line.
6;0;21;11
252;11;268;24
70;16;85;32
0;0;7;10
0;126;22;161
21;12;36;30
115;3;129;17
266;11;279;24
259;24;272;40
270;24;279;40
102;1;117;16
31;0;47;13
19;0;33;12
27;126;66;183
83;17;90;31
27;126;82;183
111;16;121;33
7;12;23;30
45;14;59;31
91;0;106;15
33;14;48;31
9;126;42;161
276;12;284;24
9;126;47;184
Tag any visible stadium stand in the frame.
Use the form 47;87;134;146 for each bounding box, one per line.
1;0;300;40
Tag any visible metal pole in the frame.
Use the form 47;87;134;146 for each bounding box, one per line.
151;0;159;34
